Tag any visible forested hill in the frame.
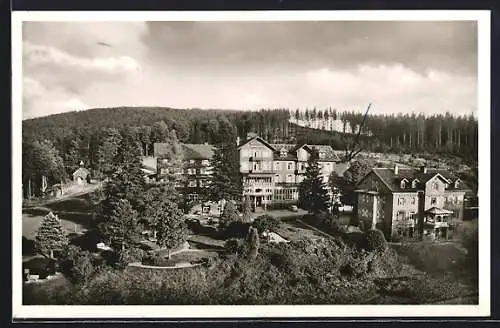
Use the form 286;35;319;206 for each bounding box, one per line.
23;106;478;157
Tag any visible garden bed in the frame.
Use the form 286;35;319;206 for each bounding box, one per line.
142;250;218;267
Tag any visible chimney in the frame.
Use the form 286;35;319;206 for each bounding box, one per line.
394;164;399;175
236;137;241;146
421;166;428;174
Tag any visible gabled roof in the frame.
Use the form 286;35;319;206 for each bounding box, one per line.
368;167;471;192
238;136;276;151
182;144;214;160
302;144;341;162
238;136;341;161
73;167;90;177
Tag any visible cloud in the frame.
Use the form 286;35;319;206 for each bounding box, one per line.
142;21;477;75
20;20;477;119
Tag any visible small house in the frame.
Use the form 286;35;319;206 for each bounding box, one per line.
73;161;90;185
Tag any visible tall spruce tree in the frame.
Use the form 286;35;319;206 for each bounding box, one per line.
98;198;140;251
97;128;122;179
98;131;147;249
34;212;69;258
206;117;242;202
298;147;331;213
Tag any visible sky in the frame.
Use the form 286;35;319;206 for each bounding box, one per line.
22;20;478;120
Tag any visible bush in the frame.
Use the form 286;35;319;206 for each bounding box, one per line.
71;250;95;283
252;215;281;234
116;247;147;269
222;221;251;239
142;253;162;266
224;238;246;255
366;229;388;253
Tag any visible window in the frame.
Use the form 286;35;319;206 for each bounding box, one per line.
319;151;325;159
400;180;406;189
188;180;197;187
187;168;196;175
412;179;419;188
201;160;209;165
189;160;195;164
301;163;306;171
198;180;203;187
431;197;437;205
280;149;287;157
411;197;416;205
287;174;294;183
397;211;405;220
433;182;439;190
398;197;405;205
275;175;280;183
454;179;460;188
287;163;293;170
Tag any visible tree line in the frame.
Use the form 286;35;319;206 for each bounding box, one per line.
22;106;478;197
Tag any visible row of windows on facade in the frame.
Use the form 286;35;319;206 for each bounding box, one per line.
160;168;210;175
248;161;332;171
162;159;210;166
245;175;303;184
361;194;461;206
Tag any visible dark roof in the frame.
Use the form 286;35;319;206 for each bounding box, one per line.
154;143;214;160
369;167;471;192
182;144;214;160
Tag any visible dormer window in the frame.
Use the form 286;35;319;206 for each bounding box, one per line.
400;178;408;189
454;179;461;189
411;179;419;189
319;151;325;159
280;148;287;157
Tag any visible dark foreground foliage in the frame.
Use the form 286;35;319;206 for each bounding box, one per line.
23;237;473;305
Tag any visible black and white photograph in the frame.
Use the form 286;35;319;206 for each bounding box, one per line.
12;10;490;319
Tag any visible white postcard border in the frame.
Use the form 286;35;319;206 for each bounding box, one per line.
12;10;491;319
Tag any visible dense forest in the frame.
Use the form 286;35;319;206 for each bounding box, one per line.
22;106;478;197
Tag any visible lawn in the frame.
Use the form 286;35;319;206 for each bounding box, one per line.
22;196;97;240
22;213;90;240
187;235;226;249
391;241;468;277
142;249;219;267
275;220;325;242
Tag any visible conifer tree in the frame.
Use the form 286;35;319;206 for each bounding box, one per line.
246;226;260;260
98;198;139;251
298;147;331;213
34;212;69;258
206;118;242;202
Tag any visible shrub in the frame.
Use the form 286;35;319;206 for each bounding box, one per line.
224;238;246;255
71;250;95;283
366;229;388;253
116;247;147;269
252;215;281;234
142;253;162;266
222;221;251;239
